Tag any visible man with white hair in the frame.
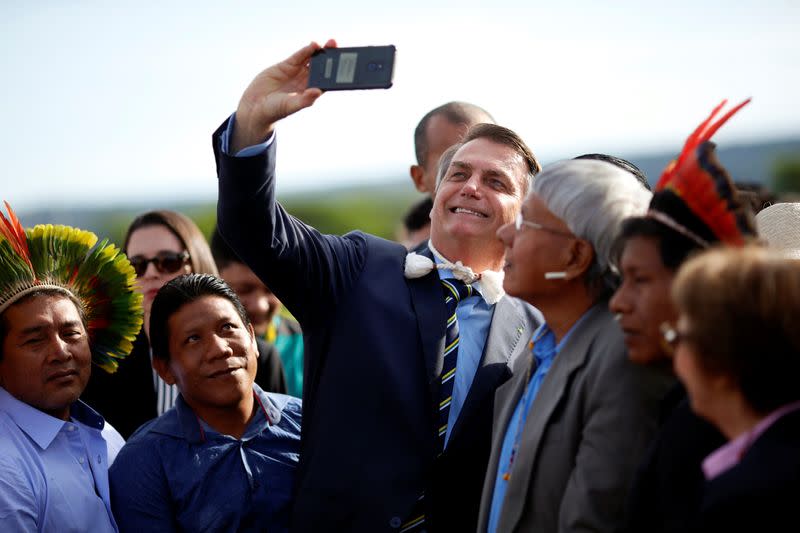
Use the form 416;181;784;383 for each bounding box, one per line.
480;160;673;532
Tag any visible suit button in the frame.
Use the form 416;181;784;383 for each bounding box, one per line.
389;517;402;528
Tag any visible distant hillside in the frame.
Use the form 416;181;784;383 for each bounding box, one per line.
623;137;800;187
17;136;800;243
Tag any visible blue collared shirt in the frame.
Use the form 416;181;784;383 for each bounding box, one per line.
220;113;275;157
487;317;587;533
109;384;301;533
0;386;123;533
435;260;494;446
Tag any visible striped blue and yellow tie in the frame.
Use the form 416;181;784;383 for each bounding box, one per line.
401;278;474;533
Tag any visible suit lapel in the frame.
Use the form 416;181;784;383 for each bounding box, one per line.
498;303;607;532
406;248;447;386
448;296;531;443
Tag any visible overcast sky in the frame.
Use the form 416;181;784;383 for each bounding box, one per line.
2;0;798;211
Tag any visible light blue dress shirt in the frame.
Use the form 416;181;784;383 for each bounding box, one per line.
0;386;123;533
486;314;589;533
434;260;493;446
220;113;275;156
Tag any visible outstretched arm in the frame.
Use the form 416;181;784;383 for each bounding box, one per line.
230;40;335;152
215;40;367;329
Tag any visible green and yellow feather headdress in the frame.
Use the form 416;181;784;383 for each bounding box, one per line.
0;202;143;373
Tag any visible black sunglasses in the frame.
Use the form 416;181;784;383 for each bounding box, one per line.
129;251;190;277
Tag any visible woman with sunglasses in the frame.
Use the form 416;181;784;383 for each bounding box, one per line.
610;101;758;533
479;159;673;533
82;210;218;438
669;246;800;531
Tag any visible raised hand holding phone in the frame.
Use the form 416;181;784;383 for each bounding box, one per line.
231;39;337;153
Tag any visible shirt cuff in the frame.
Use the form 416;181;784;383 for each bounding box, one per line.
220;112;276;157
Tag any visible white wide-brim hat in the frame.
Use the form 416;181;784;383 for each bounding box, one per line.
756;202;800;259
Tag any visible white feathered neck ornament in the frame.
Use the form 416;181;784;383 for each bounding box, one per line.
403;240;505;305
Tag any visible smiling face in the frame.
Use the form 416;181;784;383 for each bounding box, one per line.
610;235;677;365
0;294;91;420
429;137;527;271
154;295;257;415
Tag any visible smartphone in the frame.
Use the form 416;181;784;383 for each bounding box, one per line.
308;45;396;91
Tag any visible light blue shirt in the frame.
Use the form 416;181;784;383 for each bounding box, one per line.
220;113;275;156
434;259;494;446
0;386;124;533
487;315;588;533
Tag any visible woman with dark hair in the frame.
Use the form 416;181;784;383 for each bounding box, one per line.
611;100;759;533
669;246;800;531
82;210;219;438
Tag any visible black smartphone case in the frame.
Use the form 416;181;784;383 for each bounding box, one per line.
308;45;395;91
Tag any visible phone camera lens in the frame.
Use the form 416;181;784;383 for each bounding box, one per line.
367;62;383;72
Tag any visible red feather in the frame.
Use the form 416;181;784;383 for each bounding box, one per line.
0;201;33;269
654;100;751;245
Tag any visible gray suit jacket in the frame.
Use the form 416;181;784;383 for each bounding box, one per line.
477;302;674;533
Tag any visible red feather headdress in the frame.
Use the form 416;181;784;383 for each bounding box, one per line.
649;99;755;247
0;202;143;373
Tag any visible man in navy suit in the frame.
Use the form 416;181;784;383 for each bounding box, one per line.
214;40;541;533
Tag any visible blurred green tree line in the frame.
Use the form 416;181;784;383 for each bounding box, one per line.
100;187;420;247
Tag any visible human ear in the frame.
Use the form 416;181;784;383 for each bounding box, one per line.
566;238;596;279
410;165;428;194
152;357;177;385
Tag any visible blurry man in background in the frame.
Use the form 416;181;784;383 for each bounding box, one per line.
211;227;294;395
410;101;495;198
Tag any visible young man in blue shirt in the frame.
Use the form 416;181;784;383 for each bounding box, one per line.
109;273;301;533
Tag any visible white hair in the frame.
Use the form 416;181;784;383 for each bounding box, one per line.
532;159;652;285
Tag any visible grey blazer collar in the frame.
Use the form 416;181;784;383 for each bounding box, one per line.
493;302;610;531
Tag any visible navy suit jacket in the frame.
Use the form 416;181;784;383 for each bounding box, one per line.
213;122;540;533
691;409;800;532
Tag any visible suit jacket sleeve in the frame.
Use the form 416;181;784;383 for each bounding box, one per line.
557;344;667;532
212;118;367;332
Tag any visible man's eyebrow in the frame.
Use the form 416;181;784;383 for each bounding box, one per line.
20;320;83;335
20;325;46;336
450;161;472;171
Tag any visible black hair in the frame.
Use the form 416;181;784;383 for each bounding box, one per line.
574;153;651;191
209;226;241;271
149;274;250;361
0;289;87;362
414;102;494;166
616;217;703;272
403;198;433;233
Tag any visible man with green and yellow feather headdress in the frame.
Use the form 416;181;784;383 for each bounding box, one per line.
0;202;143;532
